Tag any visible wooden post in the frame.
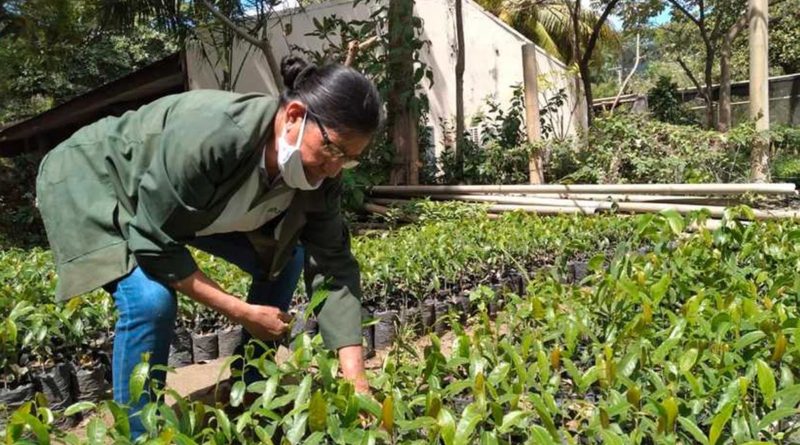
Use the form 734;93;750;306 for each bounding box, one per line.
749;0;770;182
455;0;466;181
522;44;543;184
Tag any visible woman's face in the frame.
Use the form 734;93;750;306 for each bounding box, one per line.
281;101;372;184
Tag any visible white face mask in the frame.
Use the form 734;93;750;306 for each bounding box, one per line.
277;113;322;190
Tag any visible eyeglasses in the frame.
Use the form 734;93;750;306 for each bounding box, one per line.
307;110;360;169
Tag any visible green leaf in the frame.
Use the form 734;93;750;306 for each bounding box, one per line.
498;410;530;433
679;348;699;373
308;390;327;432
356;393;382;417
16;413;50;445
235;411;252;436
588;254;605;271
86;417;106;445
139;403;158;433
214;408;232;441
129;360;150;403
661;396;679;433
305;288;330;321
5;318;17;344
480;431;499;445
530;393;559;440
528;425;558;445
230;380;246;408
285;412;308;445
259;375;280;409
756;359;776;407
756;407;797;431
734;331;766;350
661;209;685;235
601;430;626;445
650;274;671;300
438;408;456;445
731;415;750;443
294;375;312;412
64;401;95;417
709;402;735;445
395;416;438;431
381;394;394;433
304;432;325;445
677;416;709;445
105;400;131;438
454;403;484;445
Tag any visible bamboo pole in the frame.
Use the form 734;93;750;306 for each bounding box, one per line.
422;194;599;214
369;183;797;195
518;193;728;203
486;204;589;215
367;199;590;215
372;195;800;220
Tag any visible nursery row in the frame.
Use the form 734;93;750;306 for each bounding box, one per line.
0;208;634;419
3;207;800;443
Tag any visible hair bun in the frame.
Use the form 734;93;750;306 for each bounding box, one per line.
280;55;312;90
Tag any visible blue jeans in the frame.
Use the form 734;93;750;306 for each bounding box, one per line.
104;233;304;439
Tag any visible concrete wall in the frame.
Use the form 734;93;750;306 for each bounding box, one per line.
186;0;580;156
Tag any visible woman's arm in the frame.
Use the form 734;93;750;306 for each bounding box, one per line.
171;270;292;340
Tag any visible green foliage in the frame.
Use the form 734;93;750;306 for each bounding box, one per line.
772;156;800;181
0;0;178;125
768;0;800;74
434;86;568;185
7;210;800;443
647;76;698;126
549;113;752;184
294;0;433;205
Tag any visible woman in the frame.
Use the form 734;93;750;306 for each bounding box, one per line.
35;56;380;437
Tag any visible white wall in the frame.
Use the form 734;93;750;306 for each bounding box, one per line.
185;0;580;156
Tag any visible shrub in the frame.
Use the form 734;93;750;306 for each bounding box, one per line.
647;75;698;126
549;113;751;184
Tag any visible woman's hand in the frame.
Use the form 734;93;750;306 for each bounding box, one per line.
237;304;293;341
338;345;370;394
172;271;293;341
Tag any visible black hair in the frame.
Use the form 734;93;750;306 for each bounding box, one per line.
280;55;382;137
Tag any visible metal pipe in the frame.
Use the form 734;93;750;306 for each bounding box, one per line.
370;183;797;195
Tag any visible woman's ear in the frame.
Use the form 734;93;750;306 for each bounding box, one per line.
284;101;308;125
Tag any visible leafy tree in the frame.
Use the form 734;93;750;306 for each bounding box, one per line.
476;0;622;127
0;0;178;125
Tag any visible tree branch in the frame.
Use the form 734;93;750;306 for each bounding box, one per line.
611;33;641;113
676;56;709;101
579;0;620;67
200;0;283;92
344;35;379;67
200;0;264;50
666;0;702;28
727;10;749;41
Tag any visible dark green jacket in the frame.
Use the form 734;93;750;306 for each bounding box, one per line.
35;90;362;351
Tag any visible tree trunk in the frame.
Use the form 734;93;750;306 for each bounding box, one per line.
703;41;716;129
719;14;749;132
455;0;466;181
387;0;419;185
567;0;588;133
749;0;770;182
719;39;733;132
579;61;594;128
